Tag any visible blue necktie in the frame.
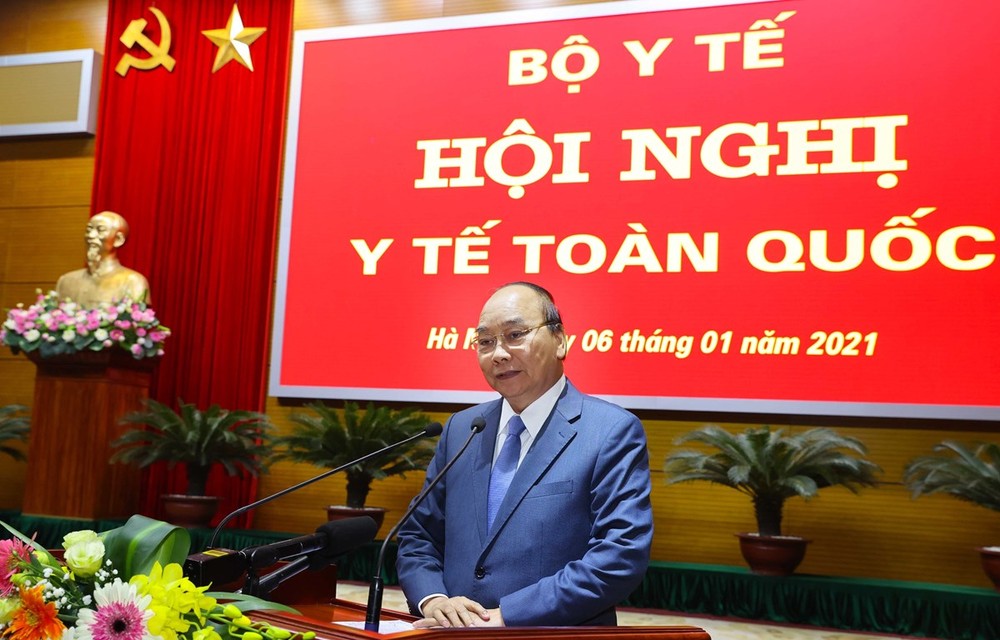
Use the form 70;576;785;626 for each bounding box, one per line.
487;415;526;533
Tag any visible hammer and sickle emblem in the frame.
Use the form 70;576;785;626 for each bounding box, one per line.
114;7;176;77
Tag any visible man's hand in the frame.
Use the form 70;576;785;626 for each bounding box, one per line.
414;596;491;628
472;607;504;627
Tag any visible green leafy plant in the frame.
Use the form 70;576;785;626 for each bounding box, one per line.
903;440;1000;512
110;399;275;496
0;404;30;461
664;425;881;536
274;401;435;509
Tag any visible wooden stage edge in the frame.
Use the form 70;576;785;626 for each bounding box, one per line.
252;599;711;640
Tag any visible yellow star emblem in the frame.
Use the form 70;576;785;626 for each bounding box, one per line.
201;4;266;73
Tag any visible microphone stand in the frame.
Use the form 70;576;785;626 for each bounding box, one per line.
207;426;439;549
365;418;485;632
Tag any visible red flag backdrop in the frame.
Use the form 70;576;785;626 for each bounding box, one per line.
272;0;999;421
92;0;292;525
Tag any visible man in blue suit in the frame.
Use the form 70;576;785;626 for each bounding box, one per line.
396;282;653;627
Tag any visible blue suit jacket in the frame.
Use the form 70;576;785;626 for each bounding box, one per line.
396;381;653;626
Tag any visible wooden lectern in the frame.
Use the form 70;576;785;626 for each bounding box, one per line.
21;350;154;518
248;574;710;640
254;600;711;640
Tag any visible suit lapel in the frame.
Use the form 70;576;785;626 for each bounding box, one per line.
484;383;584;545
473;401;503;544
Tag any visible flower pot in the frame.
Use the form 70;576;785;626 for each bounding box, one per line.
326;505;387;536
978;546;1000;590
161;494;220;528
736;532;810;576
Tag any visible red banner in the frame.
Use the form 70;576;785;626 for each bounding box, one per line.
271;0;1000;420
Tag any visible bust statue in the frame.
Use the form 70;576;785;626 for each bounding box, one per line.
55;211;150;307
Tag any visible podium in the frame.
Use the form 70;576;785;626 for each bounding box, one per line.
240;567;710;639
21;350;154;518
253;600;712;640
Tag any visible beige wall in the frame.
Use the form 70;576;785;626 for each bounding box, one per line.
0;0;108;508
1;0;997;588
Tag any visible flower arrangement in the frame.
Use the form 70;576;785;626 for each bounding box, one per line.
1;291;169;360
0;516;309;640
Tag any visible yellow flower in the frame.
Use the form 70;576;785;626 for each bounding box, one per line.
130;562;217;640
192;628;223;640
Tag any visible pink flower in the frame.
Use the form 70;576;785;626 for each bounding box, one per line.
0;538;31;597
74;579;154;640
136;328;147;337
130;344;142;356
149;331;166;343
86;311;103;331
109;329;124;341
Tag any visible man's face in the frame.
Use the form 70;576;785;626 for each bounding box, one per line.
477;285;566;413
85;214;122;260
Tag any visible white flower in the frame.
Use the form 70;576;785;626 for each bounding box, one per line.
65;539;105;578
63;530;100;548
62;328;76;342
94;329;109;341
24;329;40;342
74;579;155;640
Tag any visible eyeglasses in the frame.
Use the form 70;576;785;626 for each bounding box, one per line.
475;321;559;354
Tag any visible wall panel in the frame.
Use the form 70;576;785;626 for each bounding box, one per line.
0;0;106;507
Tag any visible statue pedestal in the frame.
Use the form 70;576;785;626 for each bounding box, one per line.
21;350;156;519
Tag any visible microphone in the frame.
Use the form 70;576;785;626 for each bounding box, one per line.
240;516;378;598
245;516;377;569
204;421;443;549
364;415;486;631
184;516;378;588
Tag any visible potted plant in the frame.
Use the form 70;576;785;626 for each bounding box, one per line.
903;440;1000;590
110;398;275;527
274;401;435;532
0;404;30;461
664;425;881;575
